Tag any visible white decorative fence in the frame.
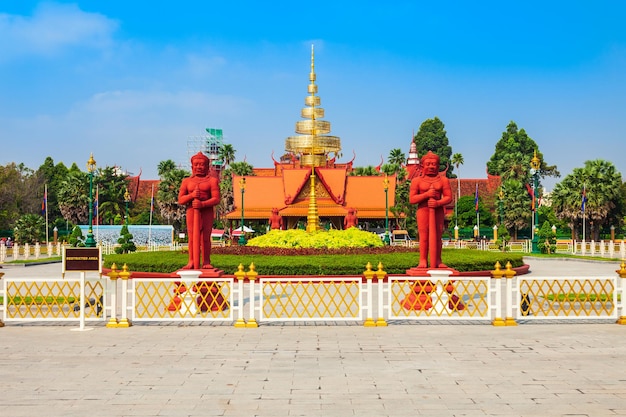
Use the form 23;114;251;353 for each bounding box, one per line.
2;263;625;327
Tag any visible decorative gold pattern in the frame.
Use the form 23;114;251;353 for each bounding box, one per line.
519;277;616;318
261;278;361;320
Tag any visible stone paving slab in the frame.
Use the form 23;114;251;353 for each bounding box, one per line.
1;323;626;416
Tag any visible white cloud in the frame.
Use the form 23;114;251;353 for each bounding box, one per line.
0;2;118;59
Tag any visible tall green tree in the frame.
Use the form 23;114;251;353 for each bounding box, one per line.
413;117;453;177
486;121;559;239
501;178;532;239
487;121;559;182
96;166;129;225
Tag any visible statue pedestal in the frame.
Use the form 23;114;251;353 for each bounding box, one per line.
168;269;228;313
402;268;464;312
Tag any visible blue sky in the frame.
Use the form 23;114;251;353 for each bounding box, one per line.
1;1;625;191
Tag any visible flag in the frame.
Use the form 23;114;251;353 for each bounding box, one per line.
41;185;47;214
94;186;99;218
525;183;535;211
581;186;587;213
474;183;479;213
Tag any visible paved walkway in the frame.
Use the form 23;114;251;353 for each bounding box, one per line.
1;258;625;416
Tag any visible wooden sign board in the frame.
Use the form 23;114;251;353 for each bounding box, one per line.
63;247;102;273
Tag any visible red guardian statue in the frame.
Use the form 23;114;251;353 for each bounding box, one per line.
410;151;451;269
178;152;220;270
269;207;283;230
343;208;358;229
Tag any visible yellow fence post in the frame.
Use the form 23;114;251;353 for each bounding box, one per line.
0;270;4;328
363;262;376;327
106;263;119;328
375;262;387;327
234;264;246;328
117;264;132;328
491;261;505;326
504;261;518;326
617;261;626;325
245;263;258;328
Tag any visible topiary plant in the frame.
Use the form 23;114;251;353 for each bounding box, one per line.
115;224;137;254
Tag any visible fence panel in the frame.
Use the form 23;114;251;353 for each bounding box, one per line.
2;277;104;322
387;277;491;321
516;276;618;320
131;277;235;322
258;277;363;322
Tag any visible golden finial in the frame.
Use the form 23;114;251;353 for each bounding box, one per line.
530;150;541;171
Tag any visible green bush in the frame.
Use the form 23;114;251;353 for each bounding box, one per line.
103;248;524;275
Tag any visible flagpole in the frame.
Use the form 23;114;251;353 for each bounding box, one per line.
95;185;99;243
148;184;154;247
44;184;49;243
582;184;586;244
474;183;480;239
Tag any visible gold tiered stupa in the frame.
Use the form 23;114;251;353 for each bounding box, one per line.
285;45;341;231
285;45;341;167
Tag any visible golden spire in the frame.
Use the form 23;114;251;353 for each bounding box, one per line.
285;45;341;167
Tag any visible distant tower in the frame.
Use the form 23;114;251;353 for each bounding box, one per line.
406;140;421;179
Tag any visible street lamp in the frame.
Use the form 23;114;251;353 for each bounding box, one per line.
124;188;131;226
85;153;97;247
238;177;246;246
383;175;390;245
530;150;541;253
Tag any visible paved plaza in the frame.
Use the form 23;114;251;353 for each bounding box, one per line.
1;258;625;416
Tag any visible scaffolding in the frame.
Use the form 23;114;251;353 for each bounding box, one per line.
185;128;225;170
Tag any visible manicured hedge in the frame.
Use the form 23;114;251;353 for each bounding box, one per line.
103;248;524;275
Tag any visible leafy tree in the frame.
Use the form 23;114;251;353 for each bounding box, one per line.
68;225;85;247
453;195;494;228
551;159;624;241
486;121;559;239
96;166;129;225
14;214;46;244
413;117;453;177
500;178;531;239
537;221;557;253
487;121;559;182
115;224;137;254
36;157;68;223
0;163;42;231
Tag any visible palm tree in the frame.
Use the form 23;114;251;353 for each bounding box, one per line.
552;159;624;240
218;144;236;168
388;148;406;167
57;171;89;225
450;153;464;227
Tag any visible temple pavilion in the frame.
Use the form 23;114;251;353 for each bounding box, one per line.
224;46;397;231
